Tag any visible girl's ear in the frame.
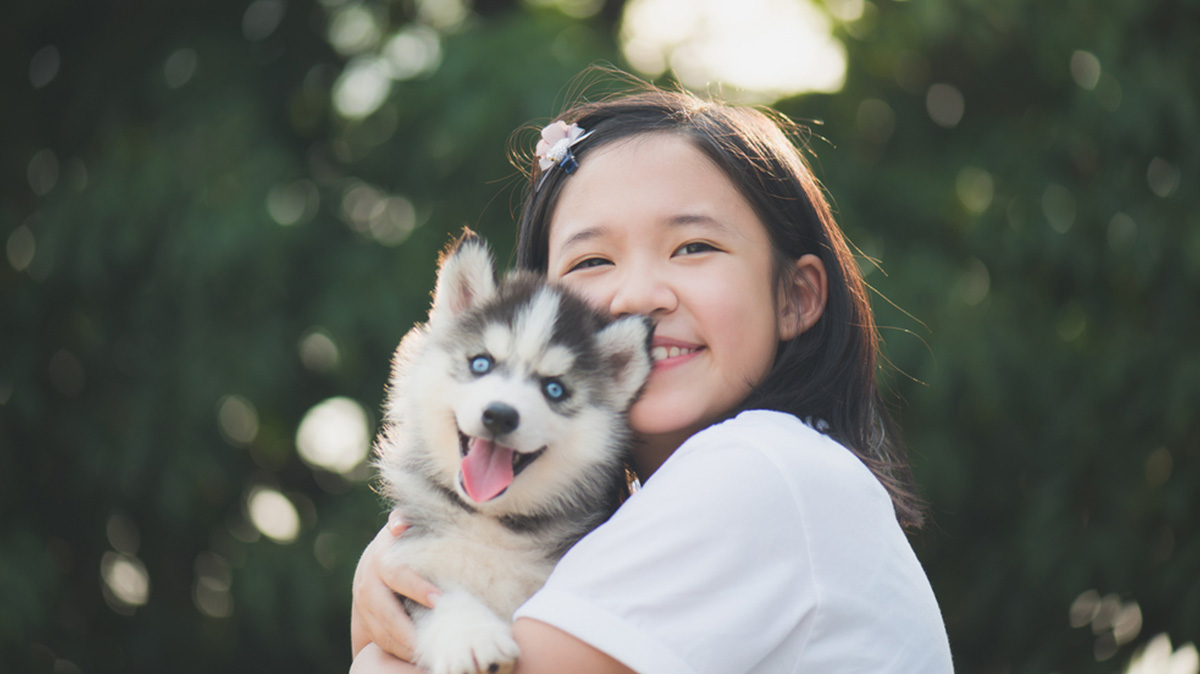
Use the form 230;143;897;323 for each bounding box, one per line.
778;254;827;341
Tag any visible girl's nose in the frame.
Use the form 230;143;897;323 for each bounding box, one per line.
608;268;678;318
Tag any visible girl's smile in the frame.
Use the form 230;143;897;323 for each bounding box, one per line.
545;132;806;472
649;336;703;370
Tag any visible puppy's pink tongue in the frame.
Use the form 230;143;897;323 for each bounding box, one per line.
461;437;514;502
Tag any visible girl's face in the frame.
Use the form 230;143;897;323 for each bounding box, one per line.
546;133;800;463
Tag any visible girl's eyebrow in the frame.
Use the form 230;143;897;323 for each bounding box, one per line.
667;212;733;234
557;225;610;252
557;213;734;252
667;213;745;242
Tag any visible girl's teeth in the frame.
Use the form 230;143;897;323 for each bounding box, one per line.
652;346;695;362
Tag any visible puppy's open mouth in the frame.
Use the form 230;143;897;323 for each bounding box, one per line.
457;432;546;502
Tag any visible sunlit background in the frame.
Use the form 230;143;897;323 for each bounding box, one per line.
3;0;1198;672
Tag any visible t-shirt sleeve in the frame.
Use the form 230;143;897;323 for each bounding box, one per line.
512;431;816;674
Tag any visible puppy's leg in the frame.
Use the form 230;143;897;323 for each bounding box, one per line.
412;589;519;674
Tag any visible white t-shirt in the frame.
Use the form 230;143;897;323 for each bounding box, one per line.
513;410;953;673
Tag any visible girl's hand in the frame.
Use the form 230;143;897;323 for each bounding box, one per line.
350;512;443;661
349;642;423;674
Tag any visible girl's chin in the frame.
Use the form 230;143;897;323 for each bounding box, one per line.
629;401;706;440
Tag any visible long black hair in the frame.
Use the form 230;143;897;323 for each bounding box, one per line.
511;82;925;529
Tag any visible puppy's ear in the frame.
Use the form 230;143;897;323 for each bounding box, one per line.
429;229;497;325
595;316;654;404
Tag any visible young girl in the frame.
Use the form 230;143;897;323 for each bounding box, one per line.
350;83;954;673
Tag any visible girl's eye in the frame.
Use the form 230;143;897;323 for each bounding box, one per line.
566;257;611;273
470;355;493;374
676;241;718;256
542;379;568;401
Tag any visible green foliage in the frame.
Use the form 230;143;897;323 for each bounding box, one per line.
2;0;1196;672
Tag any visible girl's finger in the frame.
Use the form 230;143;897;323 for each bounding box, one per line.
387;511;409;536
356;563;418;661
366;520;441;608
353;527;418;657
364;592;417;663
379;561;442;609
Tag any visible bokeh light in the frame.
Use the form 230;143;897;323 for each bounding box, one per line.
1107;212;1137;251
163;48;198;89
266;179;320;226
1124;634;1200;674
382;25;442;80
1146;157;1180;198
1070;589;1148;661
1042;184;1076;234
314;531;340;570
101;552;150;614
620;0;846;102
217;395;259;447
246;486;301;543
339;180;418;244
1070;50;1102;90
926;83;964;128
955;258;990;307
242;0;285;42
192;552;234;618
298;327;341;373
1144;447;1173;488
296;396;371;476
414;0;470;32
29;45;60;88
856;98;895;144
27;149;59;196
6;224;36;272
327;3;383;55
332;56;392;119
956;167;994;215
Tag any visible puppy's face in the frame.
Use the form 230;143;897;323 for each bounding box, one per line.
396;235;652;513
436;282;648;510
448;295;580;504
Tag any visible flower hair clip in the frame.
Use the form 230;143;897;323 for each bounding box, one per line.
535;120;593;188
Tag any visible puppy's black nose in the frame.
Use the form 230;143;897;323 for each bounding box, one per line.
482;403;519;436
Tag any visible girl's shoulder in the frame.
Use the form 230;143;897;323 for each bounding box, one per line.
668;410;888;502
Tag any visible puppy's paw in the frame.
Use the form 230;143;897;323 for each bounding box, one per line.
417;591;520;674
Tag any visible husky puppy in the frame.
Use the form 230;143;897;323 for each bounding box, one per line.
373;232;652;674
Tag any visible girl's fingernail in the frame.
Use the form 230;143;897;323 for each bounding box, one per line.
387;512;406;535
427;590;441;607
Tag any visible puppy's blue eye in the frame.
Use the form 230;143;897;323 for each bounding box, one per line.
470;356;492;374
543;379;566;401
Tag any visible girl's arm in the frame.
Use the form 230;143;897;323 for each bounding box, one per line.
350;643;422;674
351;619;633;674
511;619;634;674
